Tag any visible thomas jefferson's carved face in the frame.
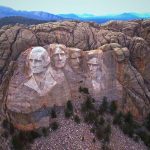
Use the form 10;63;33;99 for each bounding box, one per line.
87;57;99;77
52;47;67;68
29;47;50;74
70;51;81;70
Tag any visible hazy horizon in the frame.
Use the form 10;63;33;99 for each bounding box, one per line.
0;0;150;16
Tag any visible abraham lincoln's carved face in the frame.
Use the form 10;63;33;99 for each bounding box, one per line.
87;57;99;78
29;47;50;74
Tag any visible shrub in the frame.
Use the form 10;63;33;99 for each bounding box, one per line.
2;119;15;134
101;142;111;150
136;130;150;147
99;117;105;125
42;127;49;137
66;100;73;112
64;100;74;118
51;108;57;118
104;124;111;135
19;131;41;143
144;113;150;131
84;111;97;124
113;112;124;125
81;96;94;112
124;112;133;125
109;101;117;114
12;134;24;150
79;86;89;94
2;119;10;129
65;108;73;118
50;122;59;131
95;127;104;140
92;138;96;143
11;130;41;150
74;115;81;124
121;123;134;137
99;97;108;114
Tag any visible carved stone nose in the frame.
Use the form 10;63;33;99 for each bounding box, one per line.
76;58;80;63
58;54;62;60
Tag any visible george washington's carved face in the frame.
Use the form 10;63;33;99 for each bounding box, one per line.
52;46;67;68
29;47;50;74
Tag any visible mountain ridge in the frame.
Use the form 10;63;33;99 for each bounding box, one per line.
0;5;150;24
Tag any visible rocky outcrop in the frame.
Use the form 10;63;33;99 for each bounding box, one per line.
0;20;150;128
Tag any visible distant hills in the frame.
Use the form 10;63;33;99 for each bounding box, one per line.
0;16;50;27
0;5;150;26
0;6;63;21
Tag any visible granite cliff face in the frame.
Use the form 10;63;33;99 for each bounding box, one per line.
0;20;150;130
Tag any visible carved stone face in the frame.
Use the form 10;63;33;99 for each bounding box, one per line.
29;47;50;74
52;47;67;68
70;51;81;70
87;57;99;77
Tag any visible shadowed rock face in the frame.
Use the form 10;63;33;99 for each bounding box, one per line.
0;20;150;130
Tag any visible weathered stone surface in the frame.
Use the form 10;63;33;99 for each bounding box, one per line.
0;20;149;129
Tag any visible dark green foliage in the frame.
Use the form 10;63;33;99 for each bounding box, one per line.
64;100;74;118
133;134;139;142
67;100;73;112
121;123;134;137
113;112;124;125
50;122;59;131
51;108;57;118
95;124;111;142
2;119;10;129
90;127;95;133
11;130;41;150
101;142;111;150
103;124;111;142
95;126;104;140
42;127;49;137
12;134;24;150
2;119;14;135
81;96;95;112
104;124;111;135
136;130;150;147
19;131;41;143
0;16;50;27
84;111;97;124
1;131;9;139
99;117;105;125
99;97;108;114
79;86;89;94
65;108;73;118
92;138;96;143
124;112;133;125
109;101;117;114
113;111;140;139
74;115;81;124
144;113;150;131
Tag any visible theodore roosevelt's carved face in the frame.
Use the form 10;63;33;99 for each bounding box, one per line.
29;47;50;74
69;49;82;70
52;46;67;68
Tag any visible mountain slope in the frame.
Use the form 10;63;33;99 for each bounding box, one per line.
0;16;51;27
0;6;63;21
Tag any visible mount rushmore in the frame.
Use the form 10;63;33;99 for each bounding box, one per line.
0;20;150;130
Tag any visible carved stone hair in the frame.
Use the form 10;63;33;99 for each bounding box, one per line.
48;44;68;57
25;46;50;76
84;49;104;72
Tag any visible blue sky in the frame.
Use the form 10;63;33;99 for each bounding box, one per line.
0;0;150;15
